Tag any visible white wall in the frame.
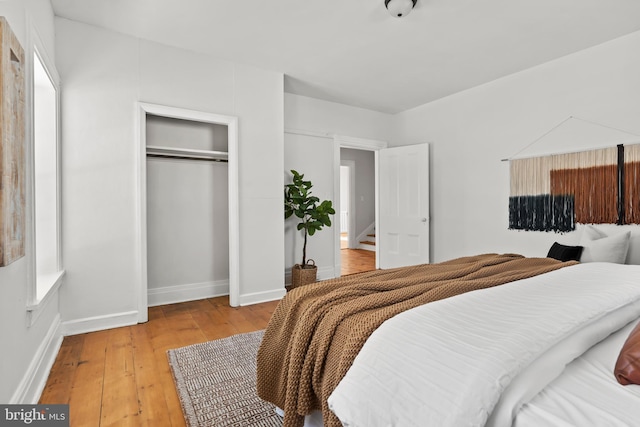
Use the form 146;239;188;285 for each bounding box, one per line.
56;17;285;327
0;0;62;404
391;30;640;263
286;93;394;141
146;158;230;303
146;115;228;152
284;134;335;277
284;94;393;280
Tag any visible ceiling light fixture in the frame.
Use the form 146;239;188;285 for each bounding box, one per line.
385;0;417;18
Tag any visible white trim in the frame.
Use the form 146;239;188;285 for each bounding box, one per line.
374;151;380;269
317;265;337;281
227;116;240;308
25;16;64;312
136;102;240;318
358;244;376;252
333;138;342;278
334;135;388;151
147;280;229;307
61;311;139;337
284;127;332;139
238;288;286;306
340;160;357;249
135;104;149;322
10;315;62;404
26;270;65;326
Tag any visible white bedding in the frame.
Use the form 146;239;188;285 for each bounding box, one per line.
327;262;640;427
514;319;640;427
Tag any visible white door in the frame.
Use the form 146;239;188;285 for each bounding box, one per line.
378;143;429;269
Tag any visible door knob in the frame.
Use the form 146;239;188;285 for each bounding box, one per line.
421;218;427;223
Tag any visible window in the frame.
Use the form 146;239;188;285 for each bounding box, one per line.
32;47;63;304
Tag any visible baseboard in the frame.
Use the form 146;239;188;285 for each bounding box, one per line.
147;280;229;307
317;266;337;281
238;288;286;306
284;266;337;285
61;310;139;336
357;243;375;252
11;314;63;404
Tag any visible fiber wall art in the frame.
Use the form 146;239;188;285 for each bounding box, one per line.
509;143;640;232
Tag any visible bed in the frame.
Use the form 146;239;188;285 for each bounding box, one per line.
256;228;640;427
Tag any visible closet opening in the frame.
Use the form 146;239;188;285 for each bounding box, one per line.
137;103;239;323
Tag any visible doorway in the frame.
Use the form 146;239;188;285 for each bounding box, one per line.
339;151;376;275
333;137;430;276
136;103;239;323
334;136;385;276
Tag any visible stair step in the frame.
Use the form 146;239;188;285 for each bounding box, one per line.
360;240;376;246
367;234;376;238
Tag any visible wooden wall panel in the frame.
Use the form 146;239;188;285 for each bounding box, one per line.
0;17;25;266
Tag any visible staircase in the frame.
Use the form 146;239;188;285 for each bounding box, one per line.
359;232;376;252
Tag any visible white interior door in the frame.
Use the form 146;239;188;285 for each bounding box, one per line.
378;143;429;269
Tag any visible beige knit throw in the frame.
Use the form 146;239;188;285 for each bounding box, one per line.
256;253;576;427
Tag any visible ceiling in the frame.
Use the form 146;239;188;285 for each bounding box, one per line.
51;0;640;114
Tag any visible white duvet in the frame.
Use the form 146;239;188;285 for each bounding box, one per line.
327;262;640;427
514;318;640;427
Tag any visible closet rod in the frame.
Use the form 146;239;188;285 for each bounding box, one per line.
146;145;228;162
146;153;228;163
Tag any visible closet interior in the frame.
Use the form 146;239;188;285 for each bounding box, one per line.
145;114;230;306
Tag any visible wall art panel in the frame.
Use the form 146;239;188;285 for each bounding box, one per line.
0;17;26;266
509;143;640;232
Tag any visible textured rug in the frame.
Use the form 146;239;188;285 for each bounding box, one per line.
167;330;282;427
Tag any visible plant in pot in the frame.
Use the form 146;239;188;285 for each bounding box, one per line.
285;169;335;288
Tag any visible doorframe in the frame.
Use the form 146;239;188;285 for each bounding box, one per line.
339;160;356;249
333;135;388;276
136;102;240;322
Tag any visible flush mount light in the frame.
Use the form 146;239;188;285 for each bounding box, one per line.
385;0;417;18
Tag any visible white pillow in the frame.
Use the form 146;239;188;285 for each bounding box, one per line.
579;226;631;264
581;225;607;241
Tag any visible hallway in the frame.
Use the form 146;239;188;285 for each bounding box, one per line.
341;249;376;276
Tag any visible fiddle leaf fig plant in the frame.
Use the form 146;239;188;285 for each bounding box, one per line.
285;169;336;266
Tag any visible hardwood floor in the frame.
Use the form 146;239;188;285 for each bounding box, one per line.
39;252;375;426
341;248;376;276
39;297;279;426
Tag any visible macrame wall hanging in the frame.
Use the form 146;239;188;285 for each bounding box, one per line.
508;117;640;232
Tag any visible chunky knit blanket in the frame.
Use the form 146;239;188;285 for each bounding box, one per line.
256;253;576;427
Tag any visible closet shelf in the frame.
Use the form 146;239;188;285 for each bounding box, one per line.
146;145;228;162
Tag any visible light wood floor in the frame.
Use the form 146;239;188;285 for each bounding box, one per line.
39;251;375;426
341;248;375;276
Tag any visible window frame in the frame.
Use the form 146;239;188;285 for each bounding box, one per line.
26;25;64;324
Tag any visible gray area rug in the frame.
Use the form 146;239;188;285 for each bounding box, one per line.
167;330;283;427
